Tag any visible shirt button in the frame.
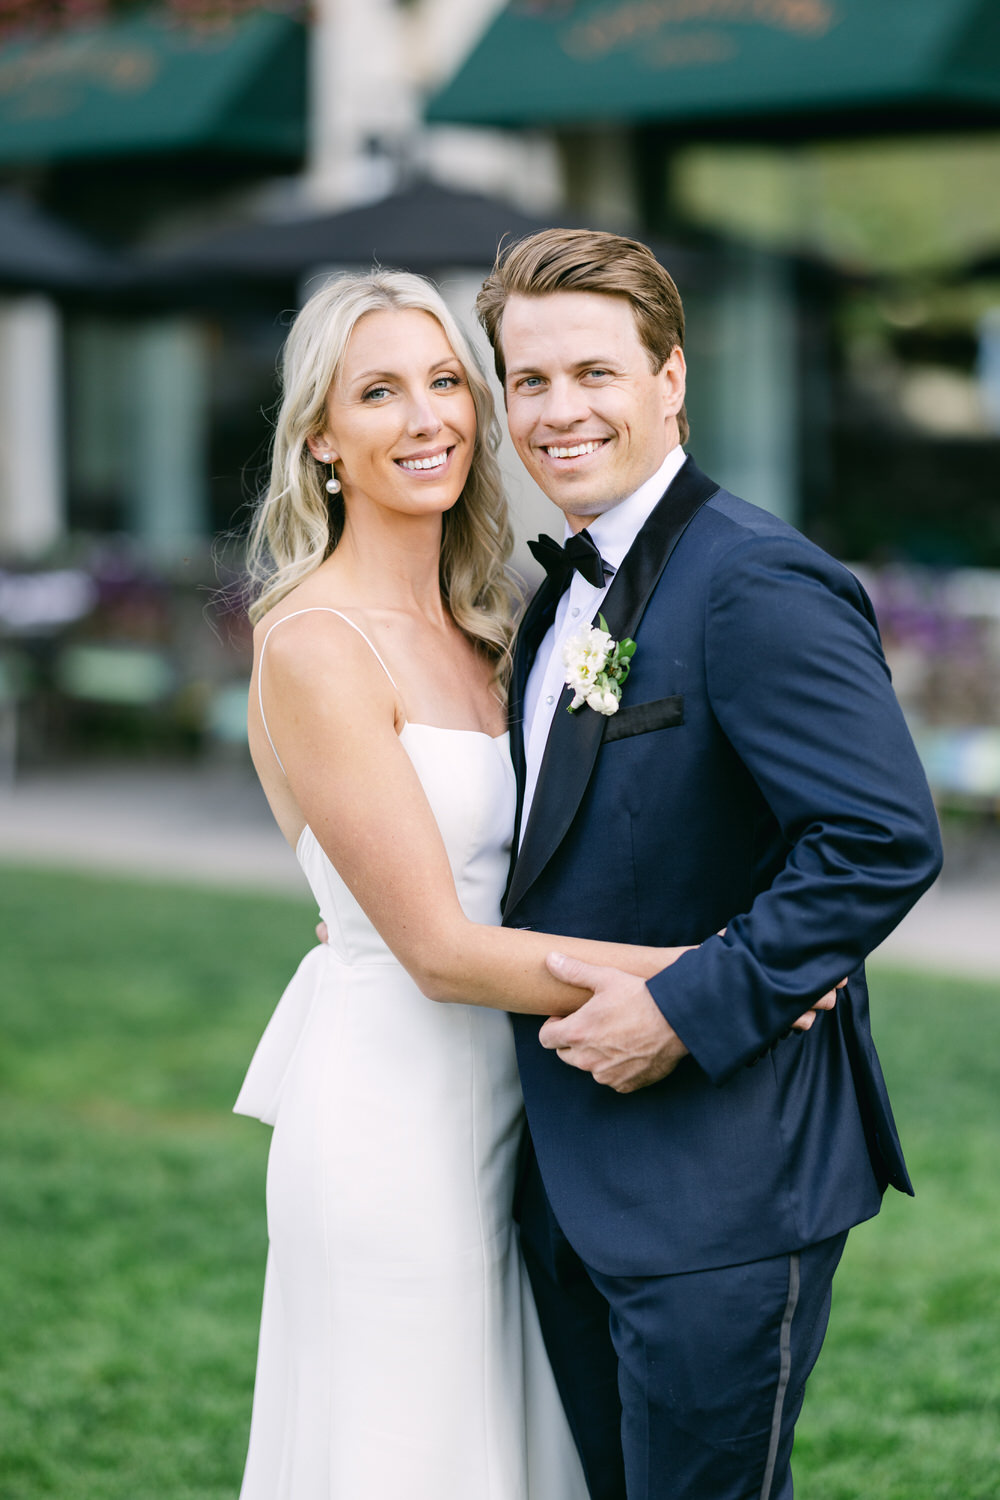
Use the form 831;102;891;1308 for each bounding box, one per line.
571;606;581;617
545;694;555;705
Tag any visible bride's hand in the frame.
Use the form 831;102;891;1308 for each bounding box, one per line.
791;978;847;1033
713;927;847;1034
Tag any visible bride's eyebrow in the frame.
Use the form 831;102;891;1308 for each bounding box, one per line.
349;368;398;385
347;357;462;388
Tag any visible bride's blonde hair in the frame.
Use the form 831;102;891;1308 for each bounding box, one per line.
247;270;517;666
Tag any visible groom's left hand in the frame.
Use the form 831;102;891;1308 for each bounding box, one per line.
539;954;689;1093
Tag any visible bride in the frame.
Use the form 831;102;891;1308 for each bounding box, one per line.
234;269;689;1499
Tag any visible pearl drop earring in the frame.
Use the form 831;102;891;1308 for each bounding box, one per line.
321;453;341;495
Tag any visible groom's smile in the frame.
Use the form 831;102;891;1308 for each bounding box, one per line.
543;438;608;460
500;291;686;530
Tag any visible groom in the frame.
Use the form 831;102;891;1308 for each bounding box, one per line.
475;230;942;1500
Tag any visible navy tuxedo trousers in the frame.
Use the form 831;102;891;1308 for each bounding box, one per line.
519;1150;846;1500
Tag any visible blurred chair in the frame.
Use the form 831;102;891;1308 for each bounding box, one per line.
54;643;176;707
0;649;25;786
52;642;178;751
911;725;1000;810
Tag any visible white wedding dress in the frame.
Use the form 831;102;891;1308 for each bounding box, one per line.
234;610;588;1500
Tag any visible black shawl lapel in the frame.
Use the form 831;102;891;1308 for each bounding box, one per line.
504;456;719;917
506;573;563;859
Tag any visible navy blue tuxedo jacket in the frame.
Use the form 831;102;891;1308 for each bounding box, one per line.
503;457;942;1278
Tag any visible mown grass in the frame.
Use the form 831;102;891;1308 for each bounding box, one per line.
794;958;1000;1498
0;864;312;1499
1;863;998;1498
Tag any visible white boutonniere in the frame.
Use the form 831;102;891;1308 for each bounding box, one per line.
562;613;637;716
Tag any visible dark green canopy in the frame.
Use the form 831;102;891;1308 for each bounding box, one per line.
0;10;306;164
426;0;1000;136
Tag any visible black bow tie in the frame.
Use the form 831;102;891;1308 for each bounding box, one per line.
527;529;608;591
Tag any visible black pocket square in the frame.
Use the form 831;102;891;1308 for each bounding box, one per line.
603;694;684;742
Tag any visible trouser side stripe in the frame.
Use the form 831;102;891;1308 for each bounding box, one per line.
759;1252;801;1500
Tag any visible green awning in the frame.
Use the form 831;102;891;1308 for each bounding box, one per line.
0;11;306;164
426;0;1000;135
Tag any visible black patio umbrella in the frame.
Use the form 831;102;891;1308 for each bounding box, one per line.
131;179;705;308
0;191;122;293
137;182;575;285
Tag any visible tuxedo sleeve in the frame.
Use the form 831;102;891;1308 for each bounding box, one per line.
644;532;942;1086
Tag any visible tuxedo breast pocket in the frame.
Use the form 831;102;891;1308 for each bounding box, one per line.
603;694;684;742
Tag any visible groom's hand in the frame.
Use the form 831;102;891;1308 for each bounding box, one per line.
539;954;689;1093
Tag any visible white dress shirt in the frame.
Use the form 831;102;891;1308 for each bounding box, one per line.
520;445;688;844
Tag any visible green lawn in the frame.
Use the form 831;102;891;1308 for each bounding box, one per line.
1;863;998;1498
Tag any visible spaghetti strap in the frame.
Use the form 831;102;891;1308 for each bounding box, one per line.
256;607;399;774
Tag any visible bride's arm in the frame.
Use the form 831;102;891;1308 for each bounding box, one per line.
258;616;683;1017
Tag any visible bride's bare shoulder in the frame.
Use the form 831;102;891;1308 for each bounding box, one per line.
253;592;401;727
253;589;370;659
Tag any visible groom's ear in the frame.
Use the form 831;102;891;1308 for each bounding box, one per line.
659;348;686;421
659;343;683;408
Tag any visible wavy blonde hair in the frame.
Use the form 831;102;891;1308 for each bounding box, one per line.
247;270;517;668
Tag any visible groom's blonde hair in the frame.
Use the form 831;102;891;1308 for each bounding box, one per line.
476;227;689;445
